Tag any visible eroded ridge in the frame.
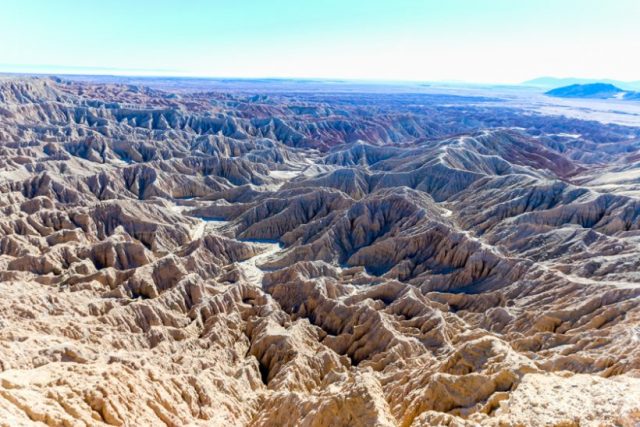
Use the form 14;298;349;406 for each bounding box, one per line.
0;77;639;426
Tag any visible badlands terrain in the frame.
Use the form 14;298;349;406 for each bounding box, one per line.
0;76;639;426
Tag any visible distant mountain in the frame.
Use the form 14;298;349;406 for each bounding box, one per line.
546;83;625;99
525;77;640;91
545;83;640;101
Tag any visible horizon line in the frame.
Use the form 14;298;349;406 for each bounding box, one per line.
0;65;636;88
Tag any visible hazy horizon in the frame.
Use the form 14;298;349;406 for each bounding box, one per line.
0;64;638;88
2;0;639;84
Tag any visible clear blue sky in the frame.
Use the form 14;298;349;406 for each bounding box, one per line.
1;0;638;83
